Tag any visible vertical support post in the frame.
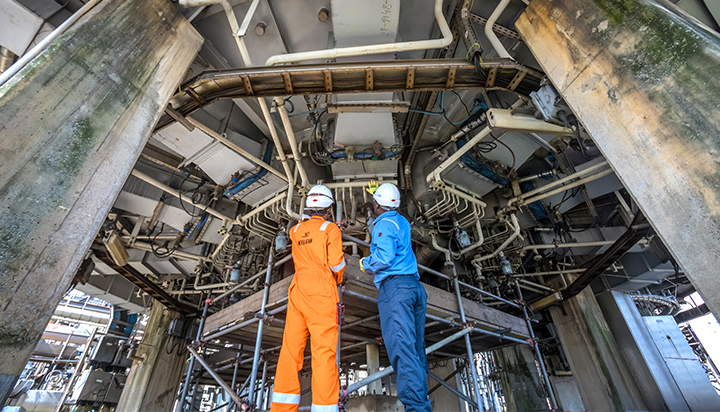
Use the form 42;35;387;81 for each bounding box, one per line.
248;247;275;402
515;282;558;411
450;260;484;411
229;350;241;409
177;298;211;412
365;343;382;395
257;360;268;409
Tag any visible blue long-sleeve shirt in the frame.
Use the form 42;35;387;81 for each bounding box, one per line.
363;210;419;289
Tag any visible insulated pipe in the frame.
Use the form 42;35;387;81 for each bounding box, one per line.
509;161;609;205
516;283;558;410
240;192;287;222
186;117;288;182
187;346;244;407
460;217;485;256
265;0;452;66
274;98;309;187
485;0;512;59
0;0;102;87
322;180;398;189
262;0;453;188
178;0;294;182
427;126;492;183
520;168;615;206
473;214;520;264
521;240;615;252
345;327;473;395
178;299;211;412
130;170;235;222
285;181;303;221
248;248;274;403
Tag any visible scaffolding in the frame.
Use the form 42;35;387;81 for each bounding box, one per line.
174;234;557;412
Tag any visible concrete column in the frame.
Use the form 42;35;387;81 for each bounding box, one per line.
0;0;201;403
548;286;646;411
299;371;312;407
516;0;720;319
365;343;382;395
597;291;720;411
494;345;547;412
426;360;462;412
116;301;186;412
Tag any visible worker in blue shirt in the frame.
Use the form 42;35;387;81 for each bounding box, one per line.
360;182;431;412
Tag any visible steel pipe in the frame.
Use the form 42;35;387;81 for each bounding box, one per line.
186;117;287;182
0;0;103;87
520;168;615;206
428;371;478;409
265;0;452;66
130;170;234;222
248;248;274;402
449;256;484;411
346;327;473;394
473;214;521;263
485;0;513;58
187;346;244;406
509;161;609;204
211;254;293;304
427;126;492;183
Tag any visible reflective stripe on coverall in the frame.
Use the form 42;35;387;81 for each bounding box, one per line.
271;216;345;412
363;210;431;412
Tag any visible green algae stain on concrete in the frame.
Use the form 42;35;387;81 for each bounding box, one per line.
595;0;705;84
0;117;100;278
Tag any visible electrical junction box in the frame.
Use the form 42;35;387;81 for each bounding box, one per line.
71;370;124;403
185;323;199;341
168;318;184;337
89;336;121;364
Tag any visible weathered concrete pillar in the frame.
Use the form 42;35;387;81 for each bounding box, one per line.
116;301;186;412
494;345;547;412
365;343;382;395
516;0;720;318
426;360;462;412
0;0;201;403
597;291;720;411
547;287;646;411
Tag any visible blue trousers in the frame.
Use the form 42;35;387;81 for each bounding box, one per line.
377;276;431;412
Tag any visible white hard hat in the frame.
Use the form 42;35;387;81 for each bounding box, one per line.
373;183;400;209
306;185;334;208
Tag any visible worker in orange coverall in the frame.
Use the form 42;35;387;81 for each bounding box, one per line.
270;185;346;412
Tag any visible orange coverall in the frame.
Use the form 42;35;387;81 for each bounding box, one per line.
270;216;346;412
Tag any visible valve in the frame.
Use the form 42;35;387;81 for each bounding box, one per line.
499;252;513;276
275;228;288;253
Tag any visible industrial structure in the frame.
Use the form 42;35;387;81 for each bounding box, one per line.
1;0;720;411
